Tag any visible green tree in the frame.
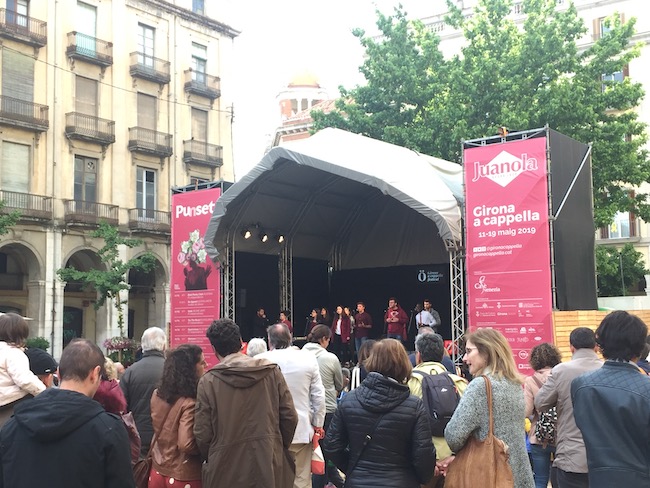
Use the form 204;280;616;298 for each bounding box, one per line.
595;243;648;296
57;222;157;337
312;0;649;227
0;201;20;235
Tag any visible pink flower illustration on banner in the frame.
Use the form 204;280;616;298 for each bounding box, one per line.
179;230;211;290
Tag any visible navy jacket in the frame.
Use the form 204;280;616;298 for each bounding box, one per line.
572;361;650;488
323;372;435;488
0;388;134;488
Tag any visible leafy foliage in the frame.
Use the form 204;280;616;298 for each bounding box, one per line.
595;243;648;296
0;201;20;236
57;222;157;336
312;0;649;227
25;336;50;351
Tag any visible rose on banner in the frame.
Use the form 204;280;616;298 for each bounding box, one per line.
177;229;212;290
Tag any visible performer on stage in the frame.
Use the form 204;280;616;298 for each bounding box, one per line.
305;308;319;336
279;310;293;333
353;302;373;354
384;297;408;342
252;307;270;339
422;299;441;331
331;305;351;363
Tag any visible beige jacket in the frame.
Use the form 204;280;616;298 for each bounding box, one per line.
535;349;602;473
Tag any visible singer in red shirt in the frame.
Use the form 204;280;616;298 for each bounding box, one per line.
383;297;408;342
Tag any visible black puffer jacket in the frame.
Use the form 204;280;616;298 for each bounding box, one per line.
323;372;435;488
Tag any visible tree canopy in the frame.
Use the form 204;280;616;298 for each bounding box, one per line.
595;243;648;296
312;0;649;227
57;222;157;336
0;201;20;236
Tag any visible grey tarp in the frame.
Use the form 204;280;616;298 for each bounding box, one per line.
205;128;463;269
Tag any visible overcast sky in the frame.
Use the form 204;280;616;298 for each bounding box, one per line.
227;0;428;179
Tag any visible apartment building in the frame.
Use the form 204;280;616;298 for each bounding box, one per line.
0;0;238;357
419;0;650;264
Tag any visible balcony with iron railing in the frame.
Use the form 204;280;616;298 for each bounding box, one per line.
65;112;115;145
183;69;221;100
0;190;52;222
129;52;171;85
63;200;118;226
128;208;171;235
0;96;49;131
0;8;47;47
128;127;173;158
183;140;223;168
66;32;113;67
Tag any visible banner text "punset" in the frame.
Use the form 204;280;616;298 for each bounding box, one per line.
175;201;216;218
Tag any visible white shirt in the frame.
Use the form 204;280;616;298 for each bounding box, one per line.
335;318;342;335
258;347;326;444
416;310;435;327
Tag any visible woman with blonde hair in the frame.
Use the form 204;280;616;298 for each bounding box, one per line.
324;339;435;487
443;328;534;488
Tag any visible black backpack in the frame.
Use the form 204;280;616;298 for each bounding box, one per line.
412;369;461;436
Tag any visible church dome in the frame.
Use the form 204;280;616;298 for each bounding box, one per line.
288;71;320;88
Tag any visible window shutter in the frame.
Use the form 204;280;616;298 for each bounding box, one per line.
2;49;34;101
600;226;609;239
137;93;157;130
191;108;208;141
623;64;629;79
1;141;29;192
629;190;636;237
593;18;601;41
75;76;98;115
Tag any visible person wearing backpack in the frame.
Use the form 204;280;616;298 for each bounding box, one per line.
524;343;562;488
407;332;467;487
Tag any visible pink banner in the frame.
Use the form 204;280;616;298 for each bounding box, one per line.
170;188;221;367
464;137;553;373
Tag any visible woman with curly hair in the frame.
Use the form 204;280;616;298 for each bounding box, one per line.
149;344;206;488
524;343;562;488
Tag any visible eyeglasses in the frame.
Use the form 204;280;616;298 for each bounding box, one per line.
464;347;476;355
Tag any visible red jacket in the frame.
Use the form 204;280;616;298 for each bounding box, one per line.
331;316;351;343
384;306;408;338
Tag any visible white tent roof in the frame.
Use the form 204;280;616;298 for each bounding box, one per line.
206;128;463;269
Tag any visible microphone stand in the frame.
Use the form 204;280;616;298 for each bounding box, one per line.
304;317;311;337
407;308;416;341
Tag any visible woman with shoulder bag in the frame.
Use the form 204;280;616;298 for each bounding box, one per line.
524;343;561;488
442;329;534;488
323;338;435;488
147;344;206;488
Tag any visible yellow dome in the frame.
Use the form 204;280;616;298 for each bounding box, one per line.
288;71;320;88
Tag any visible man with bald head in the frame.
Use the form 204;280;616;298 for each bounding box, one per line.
259;323;325;488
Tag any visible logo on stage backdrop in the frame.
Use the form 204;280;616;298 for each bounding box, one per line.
464;137;553;374
170;188;221;367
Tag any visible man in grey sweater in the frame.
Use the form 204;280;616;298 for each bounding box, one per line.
535;327;602;488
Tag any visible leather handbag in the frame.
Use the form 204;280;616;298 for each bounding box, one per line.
133;401;176;488
444;375;514;488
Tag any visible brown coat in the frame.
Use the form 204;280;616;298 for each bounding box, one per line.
194;353;298;488
150;393;202;481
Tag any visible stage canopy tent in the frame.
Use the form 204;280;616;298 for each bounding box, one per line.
205;128;463;269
